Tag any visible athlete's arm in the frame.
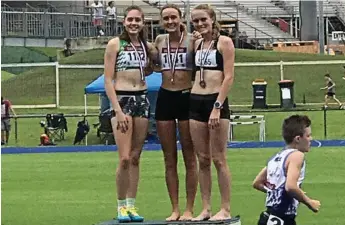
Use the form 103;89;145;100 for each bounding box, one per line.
104;37;121;113
285;151;314;209
145;42;159;74
152;35;164;72
216;36;235;104
9;103;16;117
192;39;202;83
147;41;159;65
328;81;335;90
252;167;268;193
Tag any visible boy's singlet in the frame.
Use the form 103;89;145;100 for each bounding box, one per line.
265;148;306;216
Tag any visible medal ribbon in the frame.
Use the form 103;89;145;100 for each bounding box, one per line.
130;41;147;81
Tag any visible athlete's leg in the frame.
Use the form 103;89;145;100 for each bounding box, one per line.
324;95;329;107
209;119;232;221
112;115;133;222
157;120;180;221
332;95;342;106
178;120;198;221
190;119;212;221
126;117;149;222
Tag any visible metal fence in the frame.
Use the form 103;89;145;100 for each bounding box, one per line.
2;60;345;108
1;10;129;38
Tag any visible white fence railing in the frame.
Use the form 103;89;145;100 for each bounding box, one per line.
2;60;345;109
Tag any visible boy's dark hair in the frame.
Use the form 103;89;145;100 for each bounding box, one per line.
324;74;331;78
282;115;311;144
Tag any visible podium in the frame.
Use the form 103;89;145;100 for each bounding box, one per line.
95;216;241;225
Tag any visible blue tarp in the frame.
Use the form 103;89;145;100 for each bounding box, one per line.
84;72;163;94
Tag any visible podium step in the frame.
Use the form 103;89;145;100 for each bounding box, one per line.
95;215;241;225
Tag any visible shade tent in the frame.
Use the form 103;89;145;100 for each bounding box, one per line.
83;72;163;114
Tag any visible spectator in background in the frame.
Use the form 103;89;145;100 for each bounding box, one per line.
106;1;117;36
1;96;16;145
91;0;105;37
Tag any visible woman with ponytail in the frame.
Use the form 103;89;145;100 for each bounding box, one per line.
189;4;235;221
104;5;157;223
154;4;198;221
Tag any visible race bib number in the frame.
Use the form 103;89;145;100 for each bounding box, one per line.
125;51;146;67
267;215;284;225
160;47;187;70
195;50;217;67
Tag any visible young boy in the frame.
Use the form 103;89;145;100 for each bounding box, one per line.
253;115;321;225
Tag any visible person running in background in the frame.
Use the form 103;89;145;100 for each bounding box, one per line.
253;115;321;225
320;74;343;109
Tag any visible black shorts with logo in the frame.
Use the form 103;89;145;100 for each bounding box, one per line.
155;88;190;121
189;93;230;122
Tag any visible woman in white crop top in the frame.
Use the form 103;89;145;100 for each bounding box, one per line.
153;4;198;221
189;4;235;222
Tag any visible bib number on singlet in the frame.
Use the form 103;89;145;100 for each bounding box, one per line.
161;52;187;70
195;50;217;67
127;51;145;61
267;215;284;225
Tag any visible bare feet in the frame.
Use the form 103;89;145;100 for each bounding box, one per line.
191;209;212;221
166;211;180;221
209;209;231;221
179;211;193;221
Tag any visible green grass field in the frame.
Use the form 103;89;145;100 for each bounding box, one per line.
2;147;345;225
1;70;16;81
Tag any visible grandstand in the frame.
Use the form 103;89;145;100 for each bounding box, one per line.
2;0;345;48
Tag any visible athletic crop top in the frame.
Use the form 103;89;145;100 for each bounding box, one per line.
194;39;223;72
115;40;147;72
159;34;193;71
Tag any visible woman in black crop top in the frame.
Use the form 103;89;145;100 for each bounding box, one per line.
189;4;235;221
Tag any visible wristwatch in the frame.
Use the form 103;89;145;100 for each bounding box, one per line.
214;101;222;109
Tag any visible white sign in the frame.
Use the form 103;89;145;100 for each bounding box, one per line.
331;31;345;41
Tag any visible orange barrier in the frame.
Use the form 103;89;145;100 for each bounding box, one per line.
272;41;319;54
264;41;345;55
